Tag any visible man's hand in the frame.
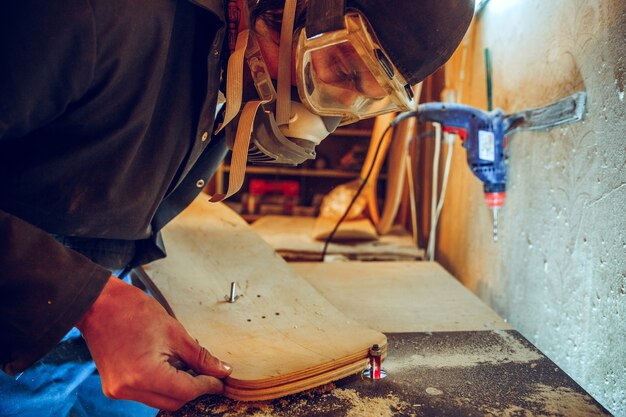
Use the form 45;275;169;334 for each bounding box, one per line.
76;275;232;411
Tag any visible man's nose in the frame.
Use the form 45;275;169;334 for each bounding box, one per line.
336;88;361;107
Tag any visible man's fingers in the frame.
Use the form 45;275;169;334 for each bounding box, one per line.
167;366;226;398
175;333;232;378
148;364;225;403
106;366;225;410
110;387;187;411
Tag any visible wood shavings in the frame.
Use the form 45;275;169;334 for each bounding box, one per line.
482;384;605;417
525;384;604;417
331;388;408;417
218;401;274;417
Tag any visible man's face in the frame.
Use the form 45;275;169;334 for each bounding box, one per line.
308;42;387;107
255;21;386;109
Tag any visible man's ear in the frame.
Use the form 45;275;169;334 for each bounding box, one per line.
254;18;281;79
255;18;281;45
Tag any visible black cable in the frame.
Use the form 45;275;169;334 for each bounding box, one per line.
320;120;397;261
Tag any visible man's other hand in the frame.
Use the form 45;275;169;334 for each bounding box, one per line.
76;275;232;411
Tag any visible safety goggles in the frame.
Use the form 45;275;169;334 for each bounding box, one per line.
295;11;415;125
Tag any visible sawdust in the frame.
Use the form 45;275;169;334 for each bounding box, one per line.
216;385;408;417
331;388;408;417
217;401;275;417
385;330;542;372
526;384;605;416
175;383;410;417
482;384;605;417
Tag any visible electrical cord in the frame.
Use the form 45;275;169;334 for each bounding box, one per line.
320;121;395;261
426;129;455;260
427;122;442;260
319;111;453;261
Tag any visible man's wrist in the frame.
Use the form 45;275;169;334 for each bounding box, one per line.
76;274;117;333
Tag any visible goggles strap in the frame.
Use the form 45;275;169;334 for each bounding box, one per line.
215;29;250;134
210;99;269;203
275;0;298;126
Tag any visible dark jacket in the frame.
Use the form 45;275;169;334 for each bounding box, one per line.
0;0;228;374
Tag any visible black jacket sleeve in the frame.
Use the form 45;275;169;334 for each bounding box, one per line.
0;0;111;374
0;212;110;375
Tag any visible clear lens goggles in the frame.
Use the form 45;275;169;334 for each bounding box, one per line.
295;12;415;125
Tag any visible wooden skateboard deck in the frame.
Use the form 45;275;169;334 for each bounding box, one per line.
143;197;386;401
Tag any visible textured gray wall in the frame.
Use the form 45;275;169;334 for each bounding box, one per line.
437;1;626;415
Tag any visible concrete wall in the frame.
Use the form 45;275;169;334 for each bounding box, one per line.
436;1;626;415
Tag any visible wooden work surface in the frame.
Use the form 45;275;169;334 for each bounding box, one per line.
251;215;424;261
159;261;611;417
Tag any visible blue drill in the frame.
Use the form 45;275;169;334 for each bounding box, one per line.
392;92;587;241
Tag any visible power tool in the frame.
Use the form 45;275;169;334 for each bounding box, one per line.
393;92;587;241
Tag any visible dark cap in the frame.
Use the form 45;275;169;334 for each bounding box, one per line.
306;0;475;85
349;0;475;85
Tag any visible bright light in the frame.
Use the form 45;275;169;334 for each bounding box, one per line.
474;0;490;14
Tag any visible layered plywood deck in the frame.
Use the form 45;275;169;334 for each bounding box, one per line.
143;198;386;401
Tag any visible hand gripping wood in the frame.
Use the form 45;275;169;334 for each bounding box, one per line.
143;197;386;401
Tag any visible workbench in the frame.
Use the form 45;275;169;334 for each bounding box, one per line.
158;262;611;417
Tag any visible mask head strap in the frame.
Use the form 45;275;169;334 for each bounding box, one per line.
215;29;250;134
275;0;298;126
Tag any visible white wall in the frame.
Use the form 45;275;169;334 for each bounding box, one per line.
437;1;626;415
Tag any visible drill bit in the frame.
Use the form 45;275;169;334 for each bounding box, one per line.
492;207;499;242
224;282;240;303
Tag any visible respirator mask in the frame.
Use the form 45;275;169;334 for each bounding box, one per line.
211;0;414;201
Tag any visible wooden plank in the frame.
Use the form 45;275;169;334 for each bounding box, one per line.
252;215;423;261
143;197;386;401
311;216;379;241
292;261;511;333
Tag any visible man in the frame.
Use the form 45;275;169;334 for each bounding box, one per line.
0;0;474;415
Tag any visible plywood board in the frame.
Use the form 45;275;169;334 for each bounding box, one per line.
311;216;379;241
292;261;511;333
252;215;423;261
143;197;386;401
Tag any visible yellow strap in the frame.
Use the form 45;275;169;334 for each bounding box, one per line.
212;2;297;202
215;29;250;134
209;100;266;202
275;0;297;126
